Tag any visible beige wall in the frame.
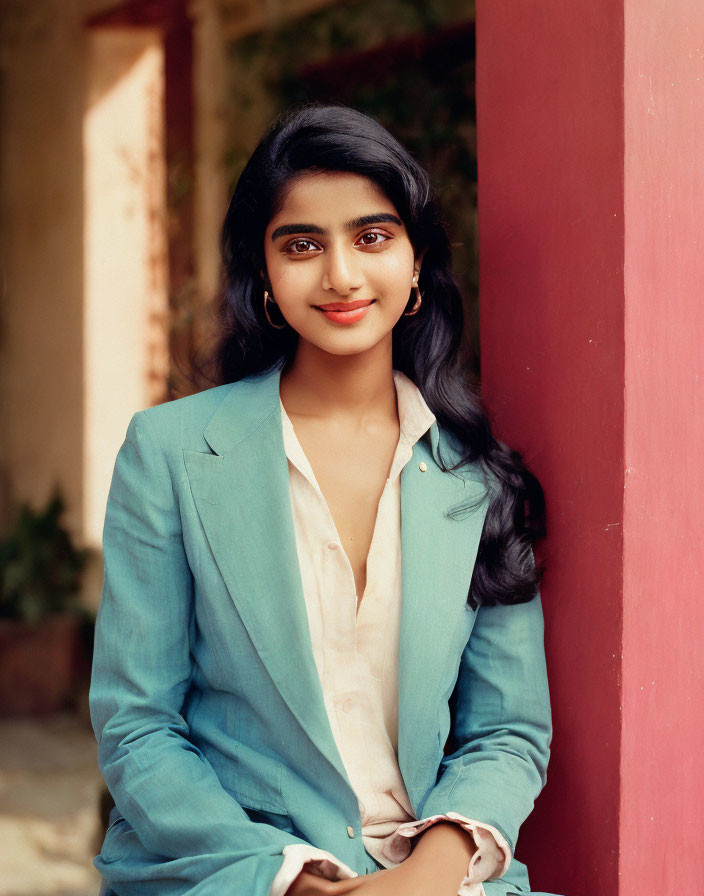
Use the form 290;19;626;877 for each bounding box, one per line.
84;27;168;551
0;1;89;537
0;1;166;597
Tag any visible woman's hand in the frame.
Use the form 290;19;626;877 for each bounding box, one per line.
287;823;476;896
286;869;370;896
336;822;477;896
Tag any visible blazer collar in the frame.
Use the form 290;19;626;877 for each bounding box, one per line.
203;368;283;457
202;365;447;470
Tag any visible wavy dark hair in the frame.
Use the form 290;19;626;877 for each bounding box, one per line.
215;103;545;607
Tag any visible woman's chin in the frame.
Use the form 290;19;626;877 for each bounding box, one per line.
296;327;393;359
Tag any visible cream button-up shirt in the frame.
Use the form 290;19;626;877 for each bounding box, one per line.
270;370;510;896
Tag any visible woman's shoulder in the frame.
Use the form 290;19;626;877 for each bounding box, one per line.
134;372;280;455
133;381;239;454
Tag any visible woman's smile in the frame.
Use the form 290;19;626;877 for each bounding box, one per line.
313;298;377;324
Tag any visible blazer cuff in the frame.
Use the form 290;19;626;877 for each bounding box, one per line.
391;812;512;895
270;843;359;896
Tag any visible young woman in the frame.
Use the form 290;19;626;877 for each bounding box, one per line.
90;104;560;896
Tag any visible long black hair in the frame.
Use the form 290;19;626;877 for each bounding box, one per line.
215;103;545;608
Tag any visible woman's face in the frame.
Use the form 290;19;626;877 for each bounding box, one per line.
263;171;420;358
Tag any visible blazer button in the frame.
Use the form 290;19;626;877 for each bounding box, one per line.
419;461;427;472
346;825;356;838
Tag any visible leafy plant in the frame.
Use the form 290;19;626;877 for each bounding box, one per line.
0;492;88;622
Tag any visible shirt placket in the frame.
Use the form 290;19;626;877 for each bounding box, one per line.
279;381;438;852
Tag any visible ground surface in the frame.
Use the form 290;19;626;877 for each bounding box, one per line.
0;711;103;896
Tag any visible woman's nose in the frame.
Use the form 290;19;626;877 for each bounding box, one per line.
321;244;363;296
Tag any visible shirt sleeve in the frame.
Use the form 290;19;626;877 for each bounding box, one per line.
269;814;510;896
269;844;359;896
392;813;511;895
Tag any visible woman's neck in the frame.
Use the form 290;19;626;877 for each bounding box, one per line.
279;338;398;422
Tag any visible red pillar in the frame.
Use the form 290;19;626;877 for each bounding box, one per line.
476;3;704;895
620;2;704;892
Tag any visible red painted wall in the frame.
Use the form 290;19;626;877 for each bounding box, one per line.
621;2;704;892
477;2;704;894
475;3;625;894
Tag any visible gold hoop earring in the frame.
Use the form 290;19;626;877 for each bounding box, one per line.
403;281;422;316
263;290;287;330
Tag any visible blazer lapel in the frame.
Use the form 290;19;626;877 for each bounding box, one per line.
184;369;491;810
397;427;490;809
183;369;349;785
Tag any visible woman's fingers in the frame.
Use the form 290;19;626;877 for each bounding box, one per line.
286;870;328;895
288;868;391;896
327;876;372;893
323;880;362;894
287;871;365;895
328;869;394;894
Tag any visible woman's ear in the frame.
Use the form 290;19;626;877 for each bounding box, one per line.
413;247;428;280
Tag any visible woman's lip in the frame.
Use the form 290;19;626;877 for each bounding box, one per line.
314;299;375;311
316;303;373;325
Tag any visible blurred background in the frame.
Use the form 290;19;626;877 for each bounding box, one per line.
0;1;478;893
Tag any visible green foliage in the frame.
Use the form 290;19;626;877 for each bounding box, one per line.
0;492;88;622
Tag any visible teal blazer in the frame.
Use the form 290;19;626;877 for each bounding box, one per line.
90;367;553;896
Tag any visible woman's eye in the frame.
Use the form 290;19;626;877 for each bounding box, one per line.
284;239;319;254
356;231;390;247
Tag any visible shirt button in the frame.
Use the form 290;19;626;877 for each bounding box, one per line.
346;825;356;838
419;461;427;472
327;541;339;551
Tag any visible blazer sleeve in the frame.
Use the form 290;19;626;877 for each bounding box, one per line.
417;591;552;854
89;411;310;896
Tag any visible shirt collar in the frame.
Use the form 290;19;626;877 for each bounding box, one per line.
392;369;436;448
280;370;436;480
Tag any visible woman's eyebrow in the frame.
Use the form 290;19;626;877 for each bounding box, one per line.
270;213;403;242
270;223;325;241
346;213;403;231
